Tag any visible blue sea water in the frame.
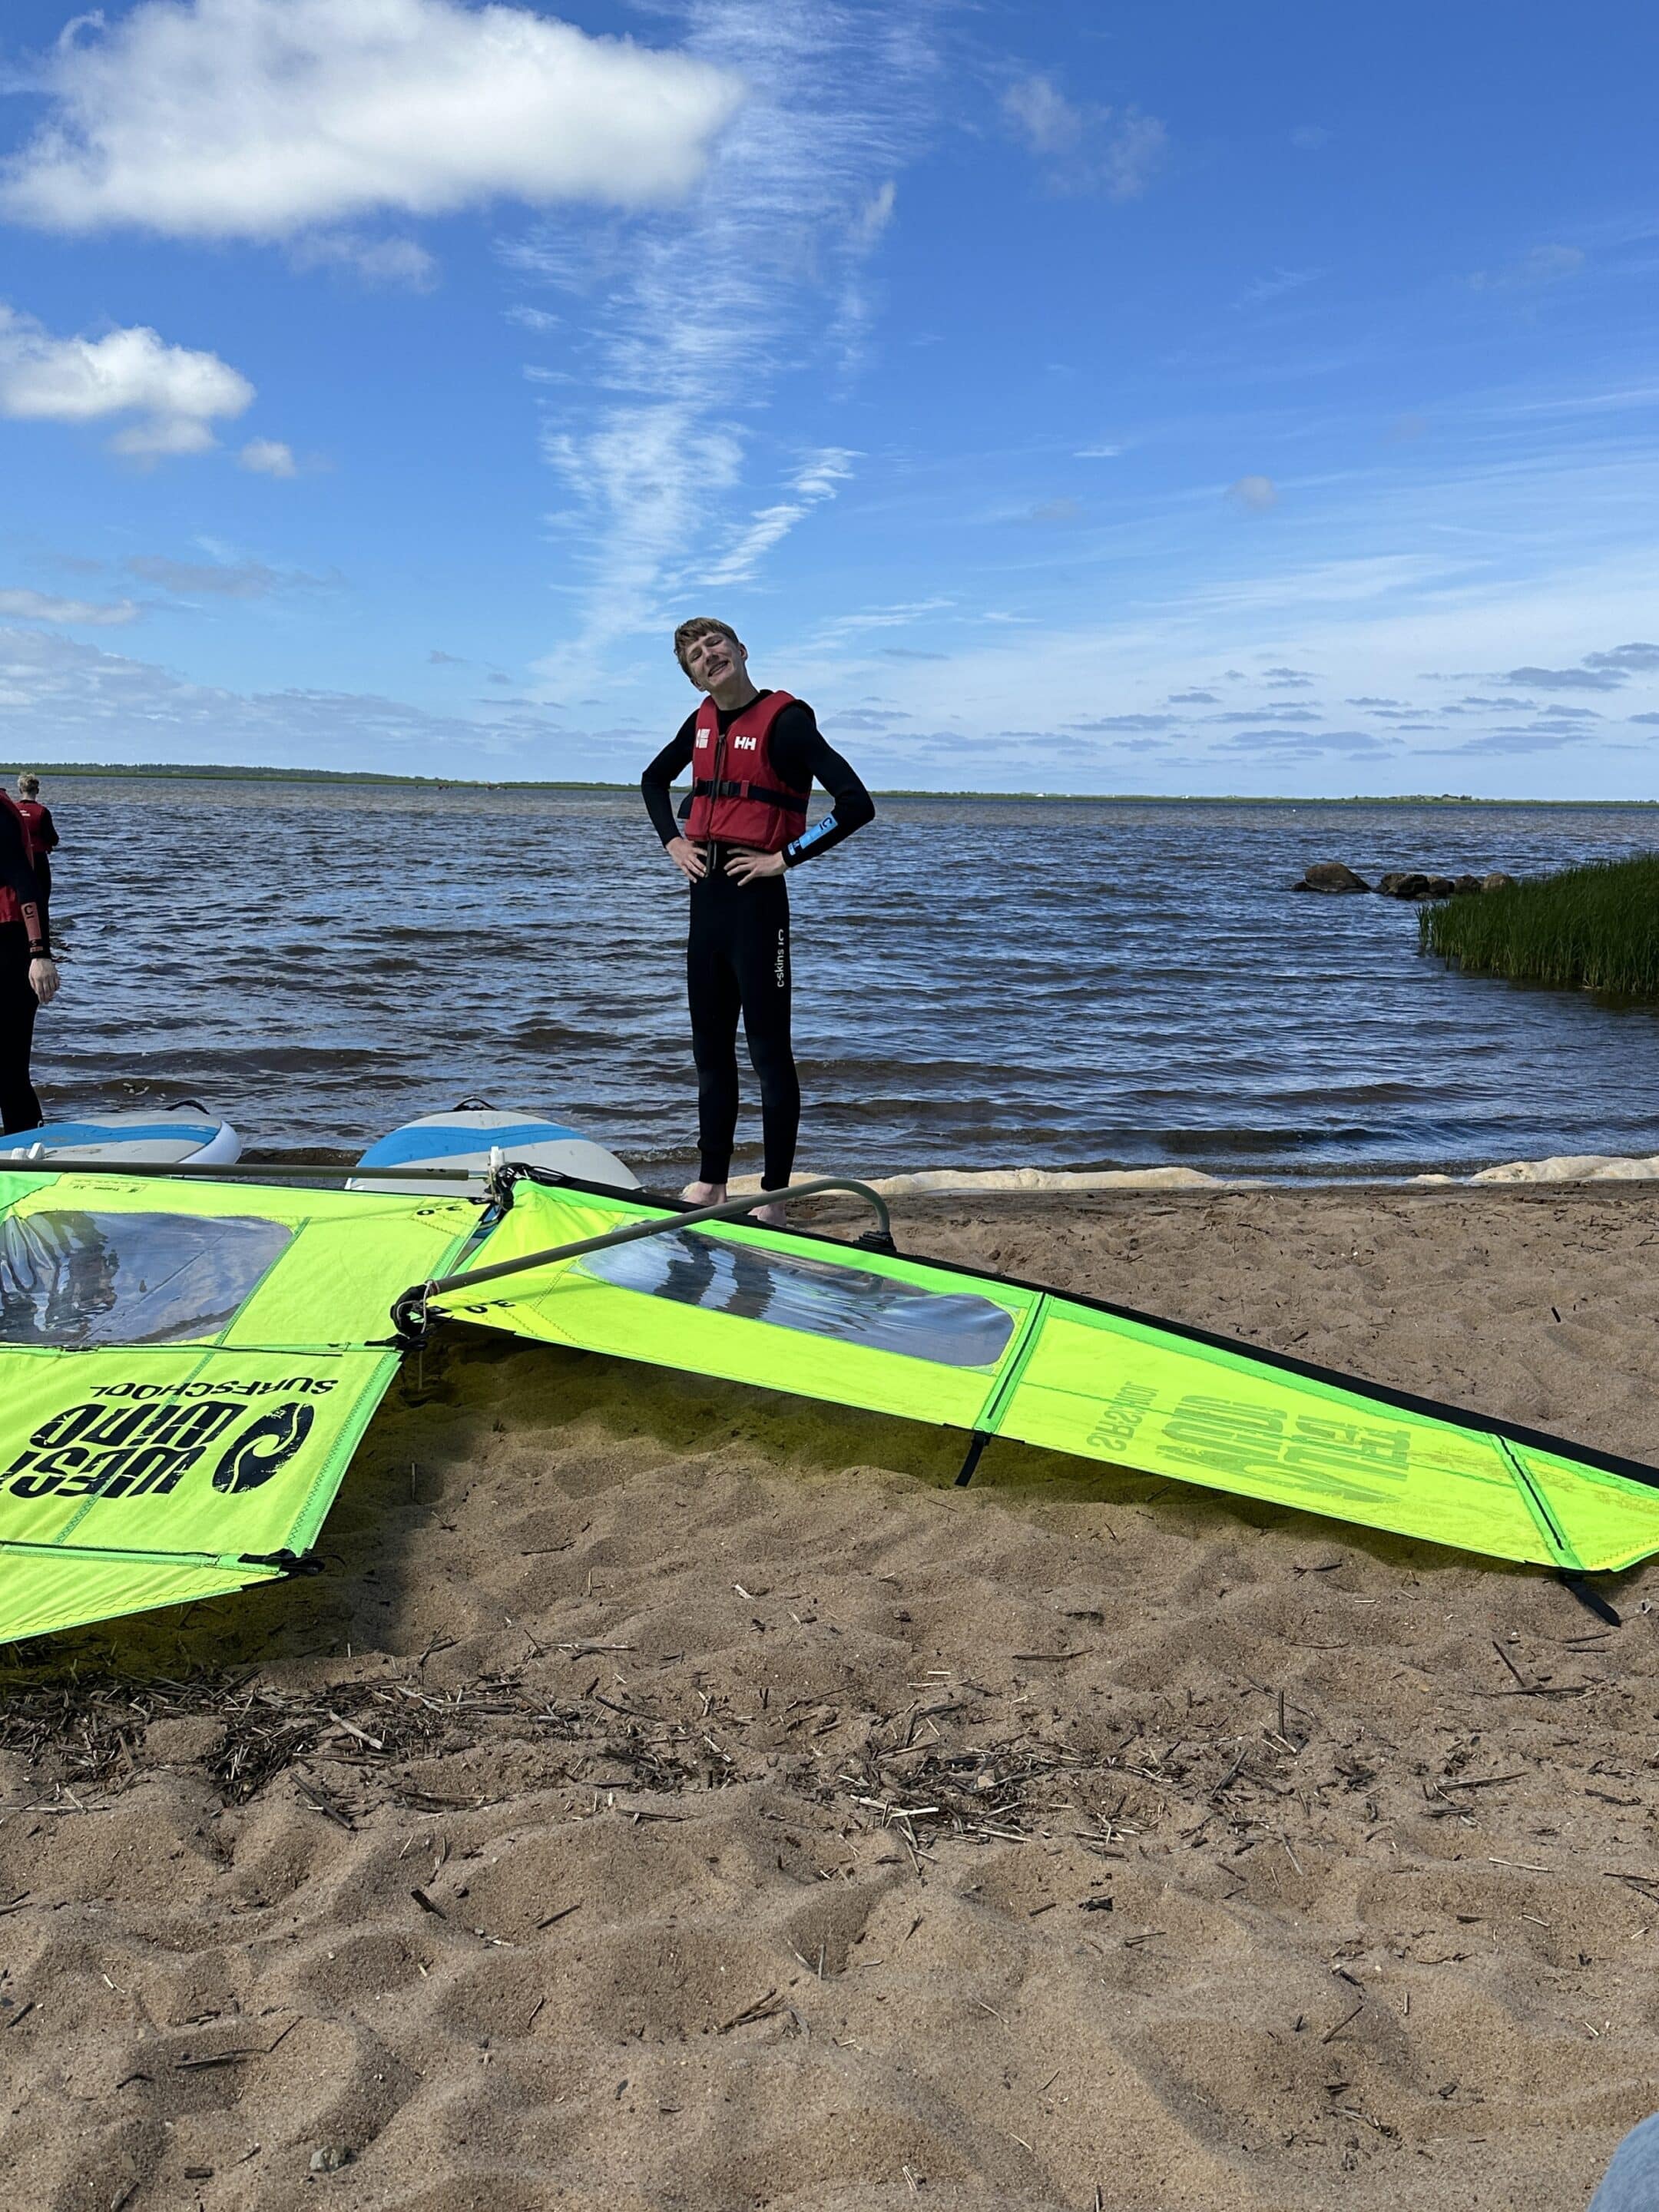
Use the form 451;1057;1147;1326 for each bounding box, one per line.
24;777;1659;1182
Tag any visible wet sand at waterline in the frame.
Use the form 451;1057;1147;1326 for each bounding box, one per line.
3;1184;1657;2212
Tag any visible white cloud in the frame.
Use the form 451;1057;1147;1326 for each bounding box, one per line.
238;437;296;478
124;553;326;598
1471;243;1585;293
0;0;743;239
1227;473;1279;513
1237;267;1323;310
286;231;439;290
853;180;896;247
1075;443;1123;459
0;588;139;625
0;303;253;459
1002;74;1165;200
525;1;934;671
0;620;531;766
1002;75;1081;159
791;449;857;501
697;445;860;584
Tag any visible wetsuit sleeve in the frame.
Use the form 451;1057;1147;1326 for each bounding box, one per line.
35;807;58;853
769;704;876;868
0;809;46;949
641;714;699;846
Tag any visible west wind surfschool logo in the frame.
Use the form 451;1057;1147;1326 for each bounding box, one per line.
4;1379;333;1502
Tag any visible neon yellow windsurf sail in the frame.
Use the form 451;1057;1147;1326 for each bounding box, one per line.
430;1177;1659;1577
0;1169;481;1644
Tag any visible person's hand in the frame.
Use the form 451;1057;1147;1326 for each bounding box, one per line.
665;836;708;882
725;847;785;884
28;957;58;1007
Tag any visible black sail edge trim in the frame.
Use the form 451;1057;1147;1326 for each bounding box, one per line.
497;1167;1659;1498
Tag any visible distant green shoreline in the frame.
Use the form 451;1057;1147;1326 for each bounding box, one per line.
3;760;1654;806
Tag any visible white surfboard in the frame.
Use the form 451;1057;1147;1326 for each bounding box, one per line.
349;1103;640;1197
0;1102;242;1168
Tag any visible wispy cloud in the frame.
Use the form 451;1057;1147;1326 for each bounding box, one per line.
698;448;859;585
1001;74;1165;200
0;587;139;625
0;619;629;773
1470;243;1585;293
806;596;953;649
286;231;439;292
523;0;935;674
237;437;296;478
1068;712;1176;733
124;553;329;598
1226;473;1278;513
1236;267;1323;310
1502;661;1628;691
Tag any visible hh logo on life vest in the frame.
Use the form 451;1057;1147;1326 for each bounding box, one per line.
733;734;758;751
4;1394;317;1502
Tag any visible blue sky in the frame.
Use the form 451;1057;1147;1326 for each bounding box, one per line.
3;0;1659;796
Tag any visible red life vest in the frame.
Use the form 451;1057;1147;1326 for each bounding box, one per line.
15;799;55;853
0;790;39;931
684;690;810;853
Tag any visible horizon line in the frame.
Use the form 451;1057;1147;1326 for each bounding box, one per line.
3;760;1652;806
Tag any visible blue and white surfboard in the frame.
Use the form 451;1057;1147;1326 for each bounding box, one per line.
349;1103;639;1196
0;1103;241;1168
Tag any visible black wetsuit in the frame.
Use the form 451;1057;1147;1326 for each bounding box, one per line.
0;805;49;1134
18;803;57;911
641;694;874;1190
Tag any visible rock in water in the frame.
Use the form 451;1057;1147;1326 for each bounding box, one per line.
1482;871;1515;892
1294;861;1372;894
1452;874;1482;895
1378;872;1432;899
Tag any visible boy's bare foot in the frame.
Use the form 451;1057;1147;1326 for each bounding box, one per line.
753;1197;788;1229
682;1180;727;1207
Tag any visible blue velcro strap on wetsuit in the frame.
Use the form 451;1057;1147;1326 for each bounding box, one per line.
785;812;838;866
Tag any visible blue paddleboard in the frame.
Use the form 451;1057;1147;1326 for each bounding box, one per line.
349;1103;639;1196
0;1103;241;1168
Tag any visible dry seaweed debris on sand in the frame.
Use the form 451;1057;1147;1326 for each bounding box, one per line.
0;1634;1601;1909
0;1667;720;1811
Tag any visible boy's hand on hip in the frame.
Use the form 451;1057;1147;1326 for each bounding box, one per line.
665;836;708;882
724;848;785;883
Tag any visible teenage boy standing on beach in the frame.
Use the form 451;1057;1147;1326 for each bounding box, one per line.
641;618;873;1226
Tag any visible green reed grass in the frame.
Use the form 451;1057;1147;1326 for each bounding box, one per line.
1420;853;1659;997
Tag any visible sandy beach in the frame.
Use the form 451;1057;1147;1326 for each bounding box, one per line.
3;1182;1657;2212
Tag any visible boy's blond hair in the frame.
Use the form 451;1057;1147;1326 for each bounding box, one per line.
672;616;740;677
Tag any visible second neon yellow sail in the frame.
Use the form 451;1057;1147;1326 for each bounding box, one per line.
436;1181;1659;1575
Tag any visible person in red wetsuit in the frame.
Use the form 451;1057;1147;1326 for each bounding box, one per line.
14;773;58;913
0;788;58;1134
641;618;873;1226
